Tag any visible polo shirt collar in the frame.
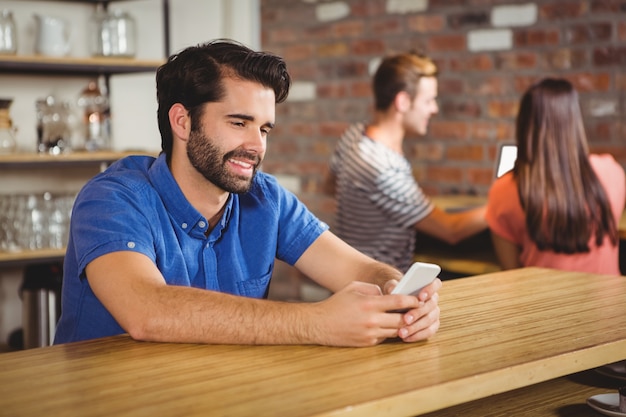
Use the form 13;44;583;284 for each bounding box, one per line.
148;153;234;237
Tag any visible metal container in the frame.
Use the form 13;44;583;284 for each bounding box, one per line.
20;263;63;349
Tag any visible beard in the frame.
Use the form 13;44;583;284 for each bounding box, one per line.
186;128;261;194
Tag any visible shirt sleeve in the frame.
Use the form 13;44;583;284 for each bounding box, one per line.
258;174;329;265
370;167;434;228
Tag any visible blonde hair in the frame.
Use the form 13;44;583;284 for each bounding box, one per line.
372;52;438;110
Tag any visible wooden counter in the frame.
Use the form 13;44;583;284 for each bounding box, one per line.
0;267;625;416
422;369;625;417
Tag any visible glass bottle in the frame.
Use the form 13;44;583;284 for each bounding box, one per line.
88;3;107;57
0;98;17;154
0;10;17;55
39;95;71;155
77;79;110;151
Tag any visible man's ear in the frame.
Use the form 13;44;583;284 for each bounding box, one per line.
395;91;411;113
169;103;191;141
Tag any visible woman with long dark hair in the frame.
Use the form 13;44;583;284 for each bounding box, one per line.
486;78;625;275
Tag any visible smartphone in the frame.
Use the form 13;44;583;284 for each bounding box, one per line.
391;262;441;296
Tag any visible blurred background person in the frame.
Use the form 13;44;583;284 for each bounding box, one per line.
326;52;487;273
486;78;625;275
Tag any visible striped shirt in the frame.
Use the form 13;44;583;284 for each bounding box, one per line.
329;123;434;272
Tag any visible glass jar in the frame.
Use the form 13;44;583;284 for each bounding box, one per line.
0;10;17;55
77;80;110;151
90;8;136;57
38;96;71;155
0;97;17;153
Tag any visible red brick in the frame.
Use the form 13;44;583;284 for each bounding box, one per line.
350;80;371;97
426;166;464;183
429;120;470;140
350;2;386;18
411;143;445;161
540;2;588;19
333;20;367;39
513;76;541;94
259;0;626;208
448;11;489;29
593;47;626;66
283;43;315;62
317;83;349;99
440;100;482;118
438;78;464;95
317;42;349;58
589;122;616;142
620;22;626;41
590;0;626;12
445;145;484;162
470;121;515;142
288;122;316;137
370;17;404;37
427;34;467;52
487;100;519;119
514;29;560;47
466;77;511;96
467;167;494;186
350;39;386;55
407;14;446;33
566;73;611;92
616;73;626;90
265;27;300;45
319;122;349;138
495;51;538;70
546;48;588;70
565;23;612;43
449;54;494;72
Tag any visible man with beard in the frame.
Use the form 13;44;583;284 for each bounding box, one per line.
54;40;441;347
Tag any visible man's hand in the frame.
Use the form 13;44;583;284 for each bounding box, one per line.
384;277;442;342
308;279;441;347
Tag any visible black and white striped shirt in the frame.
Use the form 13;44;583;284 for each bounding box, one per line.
329;123;434;272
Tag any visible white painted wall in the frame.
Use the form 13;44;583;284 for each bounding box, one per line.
0;0;260;348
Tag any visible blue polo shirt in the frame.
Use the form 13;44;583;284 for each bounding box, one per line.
54;154;328;343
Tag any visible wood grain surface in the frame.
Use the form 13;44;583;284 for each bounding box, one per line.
0;267;625;416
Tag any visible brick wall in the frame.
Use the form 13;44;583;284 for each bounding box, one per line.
259;0;626;298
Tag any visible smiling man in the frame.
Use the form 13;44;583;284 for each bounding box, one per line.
327;52;488;273
54;39;441;347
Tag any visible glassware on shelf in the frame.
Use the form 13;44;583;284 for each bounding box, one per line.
0;10;17;55
89;6;137;58
38;95;71;155
77;79;111;151
0;192;75;253
0;97;17;154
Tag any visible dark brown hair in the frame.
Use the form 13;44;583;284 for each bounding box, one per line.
514;78;617;253
156;39;291;159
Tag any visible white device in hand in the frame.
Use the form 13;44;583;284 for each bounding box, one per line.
391;262;441;296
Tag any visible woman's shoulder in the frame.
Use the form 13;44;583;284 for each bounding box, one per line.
589;153;625;177
489;171;516;195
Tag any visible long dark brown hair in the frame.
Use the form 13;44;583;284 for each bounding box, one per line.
514;78;617;253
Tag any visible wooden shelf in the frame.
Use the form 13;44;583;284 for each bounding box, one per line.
0;150;158;168
0;55;163;76
0;248;65;266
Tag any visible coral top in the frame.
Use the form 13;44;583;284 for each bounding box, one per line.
486;154;625;275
